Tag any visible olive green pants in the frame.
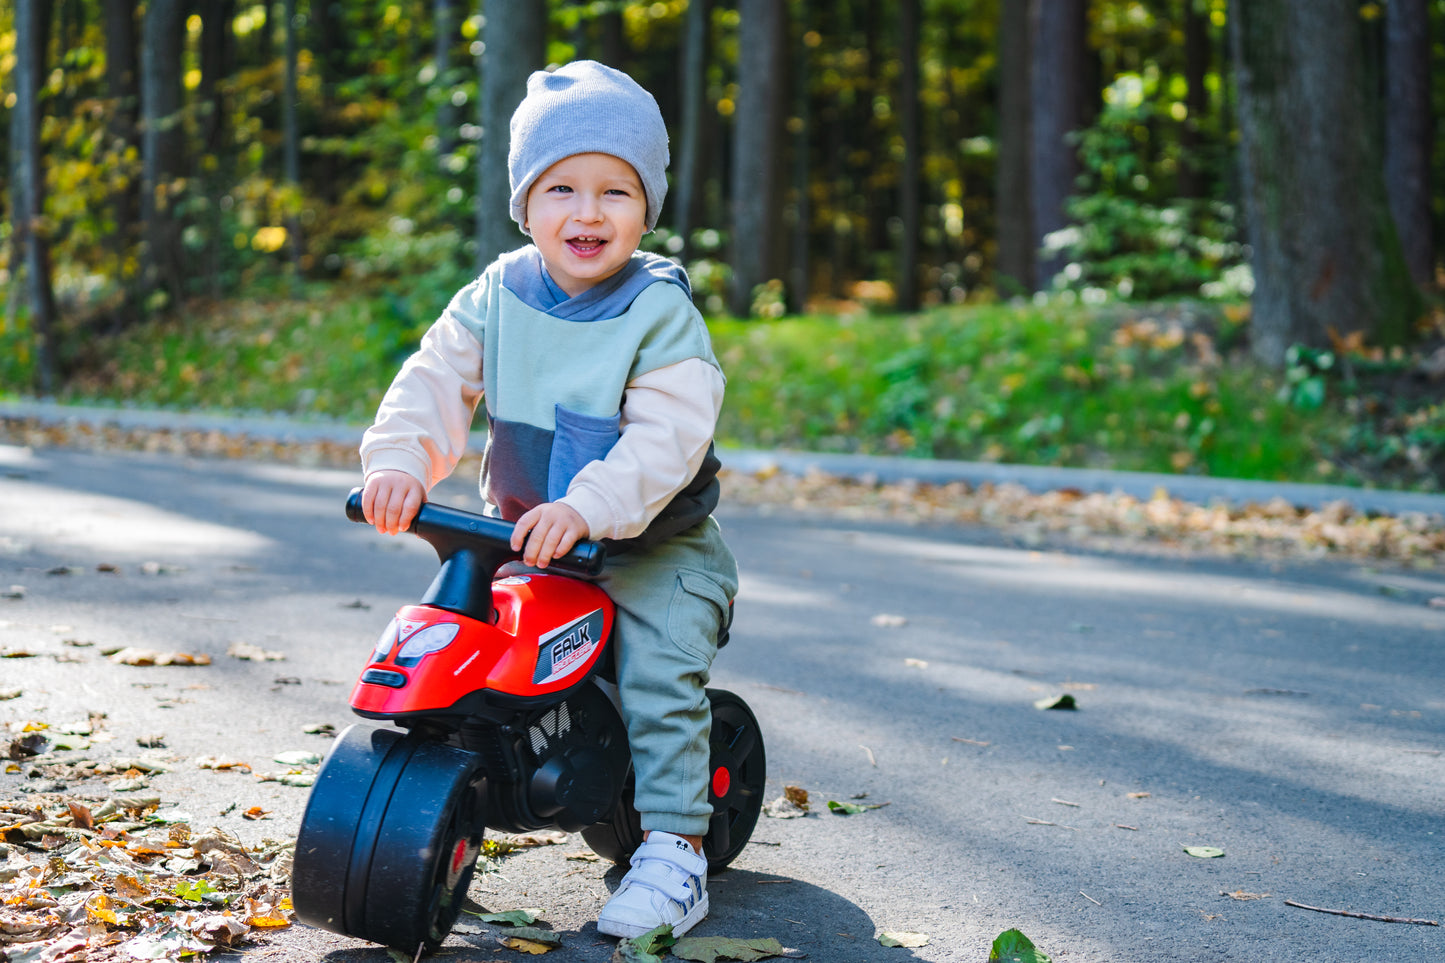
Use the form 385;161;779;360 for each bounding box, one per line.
596;517;738;837
509;517;738;837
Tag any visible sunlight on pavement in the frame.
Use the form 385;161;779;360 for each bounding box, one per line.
0;476;273;559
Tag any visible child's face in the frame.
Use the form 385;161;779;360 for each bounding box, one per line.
525;153;648;298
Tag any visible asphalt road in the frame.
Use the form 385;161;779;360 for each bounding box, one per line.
2;445;1442;962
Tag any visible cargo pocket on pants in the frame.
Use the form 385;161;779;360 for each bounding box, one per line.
667;569;731;665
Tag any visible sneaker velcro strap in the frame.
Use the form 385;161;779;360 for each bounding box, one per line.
625;868;698;906
633;841;707;877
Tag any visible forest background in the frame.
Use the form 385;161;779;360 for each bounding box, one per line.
2;0;1444;492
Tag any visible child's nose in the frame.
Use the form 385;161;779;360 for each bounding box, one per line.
576;193;603;222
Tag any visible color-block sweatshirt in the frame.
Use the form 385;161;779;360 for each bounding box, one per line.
360;246;725;551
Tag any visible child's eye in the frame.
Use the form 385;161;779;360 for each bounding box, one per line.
549;185;573;194
605;188;632;196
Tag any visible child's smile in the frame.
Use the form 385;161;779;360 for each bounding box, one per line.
567;235;607;256
526;153;648;298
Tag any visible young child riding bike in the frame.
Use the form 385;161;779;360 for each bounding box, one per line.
358;60;737;940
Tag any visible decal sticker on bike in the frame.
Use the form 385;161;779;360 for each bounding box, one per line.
533;609;605;685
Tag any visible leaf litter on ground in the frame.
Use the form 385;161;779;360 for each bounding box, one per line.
0;793;294;961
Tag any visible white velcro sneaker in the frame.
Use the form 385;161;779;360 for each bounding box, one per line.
597;831;709;939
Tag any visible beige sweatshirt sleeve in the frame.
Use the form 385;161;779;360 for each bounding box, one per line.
359;311;485;490
559;357;724;541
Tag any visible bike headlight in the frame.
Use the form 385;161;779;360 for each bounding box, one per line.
371;618;399;662
395;622;461;667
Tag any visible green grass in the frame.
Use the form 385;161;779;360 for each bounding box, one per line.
36;287;424;423
0;290;1399;488
711;302;1349;484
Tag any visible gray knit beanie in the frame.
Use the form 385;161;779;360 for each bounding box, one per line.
508;60;669;234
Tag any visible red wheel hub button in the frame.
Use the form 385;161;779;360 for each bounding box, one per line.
712;766;731;798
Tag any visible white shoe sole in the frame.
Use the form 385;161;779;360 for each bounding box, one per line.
598;892;709;939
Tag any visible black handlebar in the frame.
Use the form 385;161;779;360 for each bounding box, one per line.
345;488;606;578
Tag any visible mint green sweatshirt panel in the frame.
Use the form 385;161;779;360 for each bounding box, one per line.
481;282;721;431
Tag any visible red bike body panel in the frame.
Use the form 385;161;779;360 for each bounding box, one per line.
351;574;615;716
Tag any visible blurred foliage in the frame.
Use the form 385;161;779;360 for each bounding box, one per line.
1;0;1442;492
1044;72;1249;301
0;0;1259;324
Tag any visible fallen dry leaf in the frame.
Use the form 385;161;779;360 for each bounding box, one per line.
227;641;286;662
195;756;252;771
764;785;810;819
108;647;212;667
672;935;801;961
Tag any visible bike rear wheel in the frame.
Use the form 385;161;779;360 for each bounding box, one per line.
580;687;765;872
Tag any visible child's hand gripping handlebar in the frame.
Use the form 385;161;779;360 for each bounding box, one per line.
345;488;605;619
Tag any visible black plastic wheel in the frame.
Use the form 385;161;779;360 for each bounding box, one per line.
701;688;766;870
292;723;486;956
293;724;405;935
581;687;765;873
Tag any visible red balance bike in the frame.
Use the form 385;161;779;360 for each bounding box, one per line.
291;490;766;955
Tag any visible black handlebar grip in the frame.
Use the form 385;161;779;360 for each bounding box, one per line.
554;538;607;577
342;487;606;576
345;487;367;524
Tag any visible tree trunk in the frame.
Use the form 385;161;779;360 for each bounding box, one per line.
1178;0;1210;199
729;0;787;316
896;0;921;311
312;0;347;204
598;7;627;68
787;3;812;314
436;0;460;157
1384;0;1434;286
476;0;546;272
1028;0;1087;290
140;0;186;306
672;0;711;259
1230;0;1422;365
995;0;1033;294
199;0;234;157
11;0;59;393
103;0;141;312
283;0;303;281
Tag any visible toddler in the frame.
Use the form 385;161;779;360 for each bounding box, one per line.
359;60;737;940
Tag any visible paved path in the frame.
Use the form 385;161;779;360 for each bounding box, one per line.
1;445;1442;962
